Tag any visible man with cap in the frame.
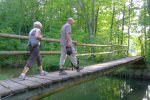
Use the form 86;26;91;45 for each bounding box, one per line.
19;21;48;80
59;18;81;75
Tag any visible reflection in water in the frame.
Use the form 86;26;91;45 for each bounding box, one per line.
42;77;149;100
120;82;133;99
143;85;150;100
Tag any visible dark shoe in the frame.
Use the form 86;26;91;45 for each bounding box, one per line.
75;66;82;72
59;69;67;75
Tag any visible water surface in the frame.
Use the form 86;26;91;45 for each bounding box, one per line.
42;76;150;100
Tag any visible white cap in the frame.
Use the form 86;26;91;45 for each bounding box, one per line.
33;21;42;28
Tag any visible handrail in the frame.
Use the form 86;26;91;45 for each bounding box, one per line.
0;33;128;56
0;33;127;47
76;52;112;56
0;33;60;43
0;50;127;56
113;44;128;47
77;44;111;47
0;51;60;55
0;51;112;56
77;44;128;47
113;49;128;52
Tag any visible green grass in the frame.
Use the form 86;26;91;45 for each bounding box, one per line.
0;55;101;80
0;53;128;80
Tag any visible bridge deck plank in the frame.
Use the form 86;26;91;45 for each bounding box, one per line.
11;78;41;89
0;56;143;98
0;84;11;97
26;76;53;86
0;80;27;94
33;74;63;82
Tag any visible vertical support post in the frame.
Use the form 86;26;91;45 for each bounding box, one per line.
109;3;115;60
91;46;94;64
84;45;86;66
127;0;132;57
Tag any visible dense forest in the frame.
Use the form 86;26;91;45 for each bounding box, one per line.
0;0;150;69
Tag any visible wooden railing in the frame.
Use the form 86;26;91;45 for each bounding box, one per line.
0;33;128;56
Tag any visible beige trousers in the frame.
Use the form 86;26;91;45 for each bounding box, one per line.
59;45;77;68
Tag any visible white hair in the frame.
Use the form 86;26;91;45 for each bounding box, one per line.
67;18;75;22
33;21;42;28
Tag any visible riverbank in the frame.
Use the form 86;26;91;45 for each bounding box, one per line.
112;64;150;80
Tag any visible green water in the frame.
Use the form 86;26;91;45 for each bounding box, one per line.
42;76;150;100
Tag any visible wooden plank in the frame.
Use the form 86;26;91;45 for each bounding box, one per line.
0;33;77;43
0;84;11;97
0;33;60;43
0;80;27;94
33;74;63;83
79;69;95;75
26;77;52;86
46;73;69;81
113;44;128;47
76;52;112;56
77;43;111;47
82;56;143;72
46;71;83;79
0;51;60;55
11;78;41;89
65;70;83;78
113;49;128;52
0;56;143;98
0;51;113;56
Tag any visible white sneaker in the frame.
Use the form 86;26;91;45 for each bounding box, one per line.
19;74;27;80
40;71;48;76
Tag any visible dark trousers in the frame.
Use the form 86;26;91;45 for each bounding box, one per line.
26;45;42;68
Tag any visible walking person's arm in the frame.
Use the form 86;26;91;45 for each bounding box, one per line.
35;29;43;40
66;33;71;47
66;25;72;47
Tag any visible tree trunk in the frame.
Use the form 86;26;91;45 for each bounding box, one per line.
121;4;125;45
147;0;150;51
95;6;99;35
77;0;92;35
127;1;131;56
109;6;115;45
144;0;147;56
109;1;115;59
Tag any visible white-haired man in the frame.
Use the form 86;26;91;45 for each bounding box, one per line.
59;18;81;75
19;21;48;80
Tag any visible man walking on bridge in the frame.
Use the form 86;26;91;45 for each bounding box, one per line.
59;18;81;75
19;21;48;80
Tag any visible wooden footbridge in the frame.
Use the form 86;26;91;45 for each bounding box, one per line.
0;33;143;99
0;56;144;100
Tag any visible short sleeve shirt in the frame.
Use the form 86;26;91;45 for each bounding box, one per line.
60;23;72;46
28;28;40;46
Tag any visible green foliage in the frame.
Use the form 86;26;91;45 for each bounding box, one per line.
42;56;60;71
146;48;150;65
1;0;145;68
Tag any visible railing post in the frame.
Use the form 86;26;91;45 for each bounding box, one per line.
90;46;94;64
84;45;86;66
112;44;114;59
108;44;113;60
